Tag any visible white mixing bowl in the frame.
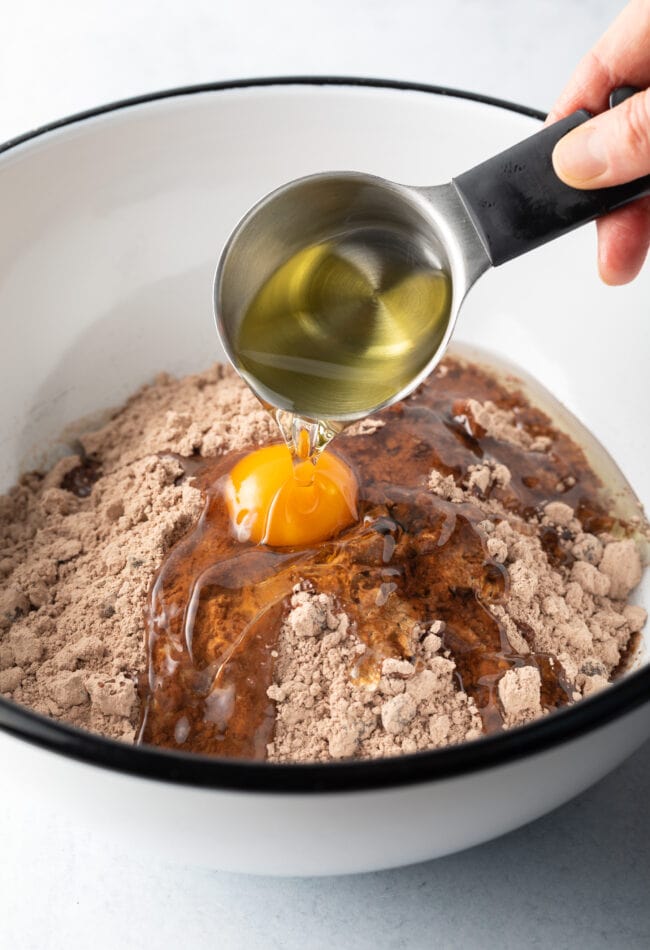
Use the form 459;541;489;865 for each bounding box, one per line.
0;78;648;876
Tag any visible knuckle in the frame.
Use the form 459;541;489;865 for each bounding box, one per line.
620;90;650;157
587;49;614;90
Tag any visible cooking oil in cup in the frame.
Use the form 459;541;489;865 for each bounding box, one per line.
235;232;452;425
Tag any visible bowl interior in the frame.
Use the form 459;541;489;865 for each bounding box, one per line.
0;82;647;675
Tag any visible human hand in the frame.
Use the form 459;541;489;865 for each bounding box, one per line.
548;0;650;285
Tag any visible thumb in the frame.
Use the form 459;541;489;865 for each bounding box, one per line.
552;87;650;189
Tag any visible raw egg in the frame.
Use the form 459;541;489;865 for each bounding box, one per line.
224;444;358;546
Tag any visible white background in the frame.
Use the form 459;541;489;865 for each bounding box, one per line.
0;0;624;142
2;2;649;948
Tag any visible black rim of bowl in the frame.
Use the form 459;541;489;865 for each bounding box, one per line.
0;75;648;794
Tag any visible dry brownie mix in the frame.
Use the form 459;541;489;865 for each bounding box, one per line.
0;357;646;759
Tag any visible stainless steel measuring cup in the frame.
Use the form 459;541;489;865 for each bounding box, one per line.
214;87;650;423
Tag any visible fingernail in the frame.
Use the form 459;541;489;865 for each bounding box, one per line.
552;126;608;183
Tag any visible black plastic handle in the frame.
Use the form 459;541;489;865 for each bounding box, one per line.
453;87;650;266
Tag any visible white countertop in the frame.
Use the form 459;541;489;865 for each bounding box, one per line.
2;1;649;947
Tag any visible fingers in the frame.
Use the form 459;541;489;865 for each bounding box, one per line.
548;0;650;123
596;198;650;284
546;50;615;124
552;87;650;187
546;1;650;285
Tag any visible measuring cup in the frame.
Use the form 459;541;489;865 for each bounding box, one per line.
214;87;650;423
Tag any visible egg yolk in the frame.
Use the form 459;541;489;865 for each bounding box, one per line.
224;444;358;546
